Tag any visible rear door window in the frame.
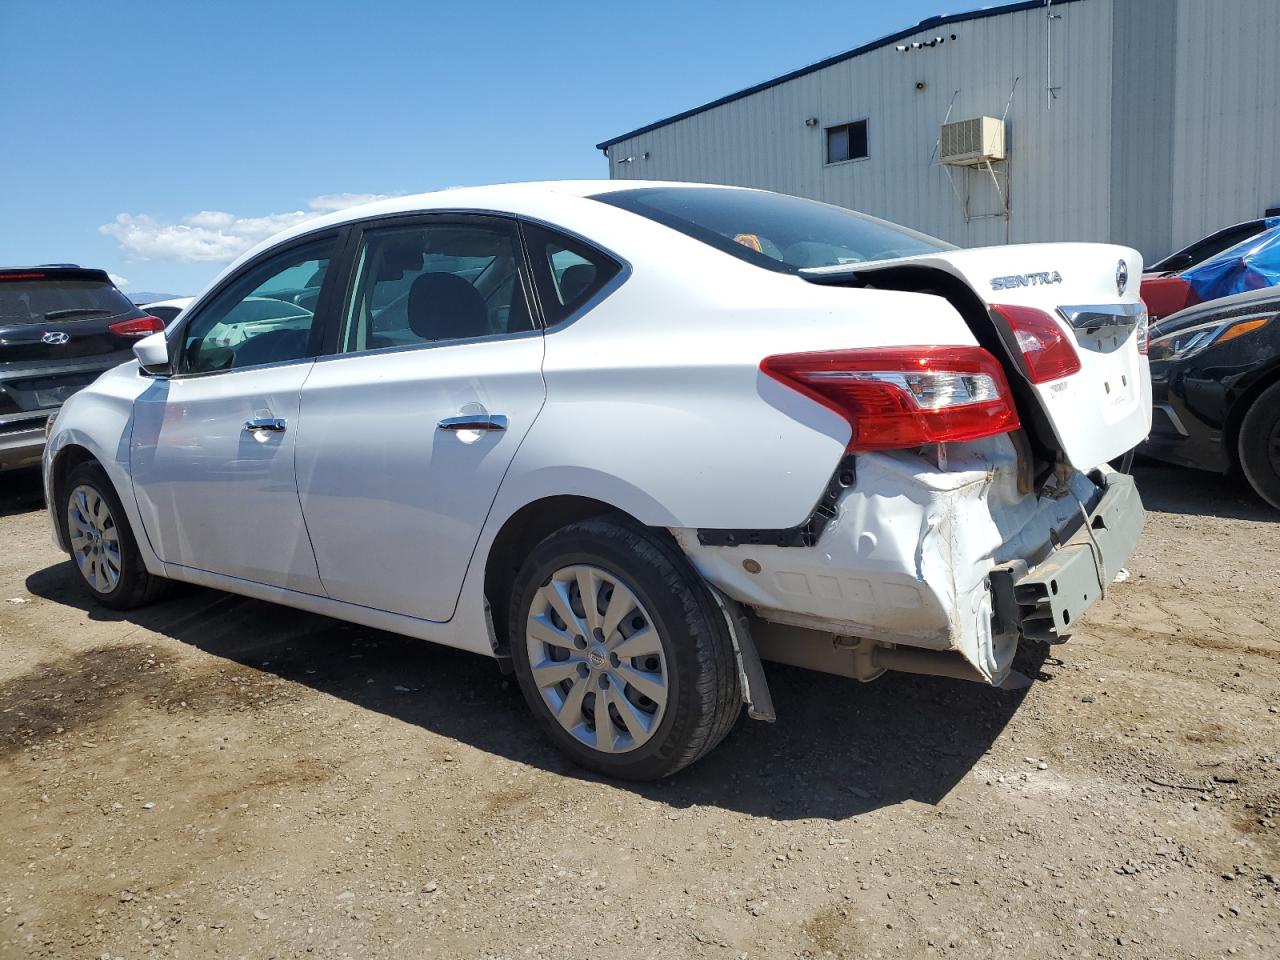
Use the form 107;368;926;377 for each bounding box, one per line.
339;218;534;353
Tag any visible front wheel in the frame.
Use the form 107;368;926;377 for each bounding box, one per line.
1238;381;1280;510
508;516;742;780
62;461;171;609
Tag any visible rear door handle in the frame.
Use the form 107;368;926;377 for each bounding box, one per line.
437;414;508;432
244;416;287;433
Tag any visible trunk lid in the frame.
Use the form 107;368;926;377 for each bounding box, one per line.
803;243;1152;470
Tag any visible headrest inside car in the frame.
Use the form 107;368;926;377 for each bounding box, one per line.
375;240;424;281
407;272;488;342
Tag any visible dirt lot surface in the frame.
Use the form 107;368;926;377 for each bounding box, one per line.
1;464;1278;960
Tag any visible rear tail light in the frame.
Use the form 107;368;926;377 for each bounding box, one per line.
1136;304;1149;355
760;346;1021;452
992;304;1082;383
108;315;165;338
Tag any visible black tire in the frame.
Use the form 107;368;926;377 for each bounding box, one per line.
508;516;742;780
1238;381;1280;510
61;461;171;609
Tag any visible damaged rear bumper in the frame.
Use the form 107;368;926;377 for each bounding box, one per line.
991;470;1144;645
673;438;1145;688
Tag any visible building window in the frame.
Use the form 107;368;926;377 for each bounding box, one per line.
826;120;868;164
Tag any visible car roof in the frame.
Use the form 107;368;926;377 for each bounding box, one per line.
209;180;766;291
260;180;756;244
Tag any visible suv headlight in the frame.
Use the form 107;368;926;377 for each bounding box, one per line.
1148;314;1272;362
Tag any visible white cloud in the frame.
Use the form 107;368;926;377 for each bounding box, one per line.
100;193;399;263
108;273;129;288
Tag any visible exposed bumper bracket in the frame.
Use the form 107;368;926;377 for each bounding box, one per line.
992;471;1145;645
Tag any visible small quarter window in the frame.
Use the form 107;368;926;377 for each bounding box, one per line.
826;120;868;164
523;223;621;326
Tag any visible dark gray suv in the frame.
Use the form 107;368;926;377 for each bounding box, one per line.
1;266;163;471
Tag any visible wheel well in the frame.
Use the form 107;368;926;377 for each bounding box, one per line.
1224;363;1280;469
484;495;631;655
49;445;100;548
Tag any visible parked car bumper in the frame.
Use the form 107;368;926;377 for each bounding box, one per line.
1;354;125;472
674;437;1144;685
0;416;48;471
1137;362;1233;474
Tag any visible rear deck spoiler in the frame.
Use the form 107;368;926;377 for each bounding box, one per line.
798;263;876;286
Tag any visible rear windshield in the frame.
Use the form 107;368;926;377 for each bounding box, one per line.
0;276;137;325
592;186;952;272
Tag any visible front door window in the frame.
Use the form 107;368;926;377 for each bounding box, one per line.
178;239;334;374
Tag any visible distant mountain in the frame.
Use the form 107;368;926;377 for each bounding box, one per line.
128;292;185;305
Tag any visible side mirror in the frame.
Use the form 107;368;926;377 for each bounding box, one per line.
133;332;171;376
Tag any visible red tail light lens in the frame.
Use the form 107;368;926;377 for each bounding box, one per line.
760;346;1021;452
108;315;166;338
992;304;1082;383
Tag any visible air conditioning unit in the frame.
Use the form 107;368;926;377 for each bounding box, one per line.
939;116;1005;166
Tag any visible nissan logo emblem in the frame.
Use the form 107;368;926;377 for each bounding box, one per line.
41;331;71;345
1116;259;1129;296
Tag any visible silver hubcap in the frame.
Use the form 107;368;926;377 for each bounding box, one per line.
525;564;668;754
67;484;121;594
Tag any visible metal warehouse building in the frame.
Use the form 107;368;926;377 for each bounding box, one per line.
596;0;1280;265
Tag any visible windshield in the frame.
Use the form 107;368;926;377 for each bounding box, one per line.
0;276;136;325
592;186;952;272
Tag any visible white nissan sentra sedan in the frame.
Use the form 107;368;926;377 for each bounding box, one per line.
43;182;1150;779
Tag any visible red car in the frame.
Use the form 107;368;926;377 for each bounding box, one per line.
1141;218;1280;320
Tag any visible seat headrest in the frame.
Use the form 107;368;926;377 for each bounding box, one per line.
376;241;423;281
407;272;488;342
558;263;596;305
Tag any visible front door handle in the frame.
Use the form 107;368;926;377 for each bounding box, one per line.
244;416;287;433
437;414;508;432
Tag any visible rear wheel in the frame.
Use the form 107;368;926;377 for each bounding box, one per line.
1238;381;1280;510
508;516;741;780
62;461;171;609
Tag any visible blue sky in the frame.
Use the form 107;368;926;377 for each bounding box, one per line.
3;0;954;295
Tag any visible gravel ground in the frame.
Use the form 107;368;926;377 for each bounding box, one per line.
1;463;1277;960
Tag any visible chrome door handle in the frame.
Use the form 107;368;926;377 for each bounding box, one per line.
437;414;508;432
243;416;287;433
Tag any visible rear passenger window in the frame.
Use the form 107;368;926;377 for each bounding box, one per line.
523;224;621;325
340;219;533;353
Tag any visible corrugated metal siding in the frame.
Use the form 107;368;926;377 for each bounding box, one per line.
1168;0;1280;253
607;1;1117;249
604;0;1280;263
1109;0;1177;260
